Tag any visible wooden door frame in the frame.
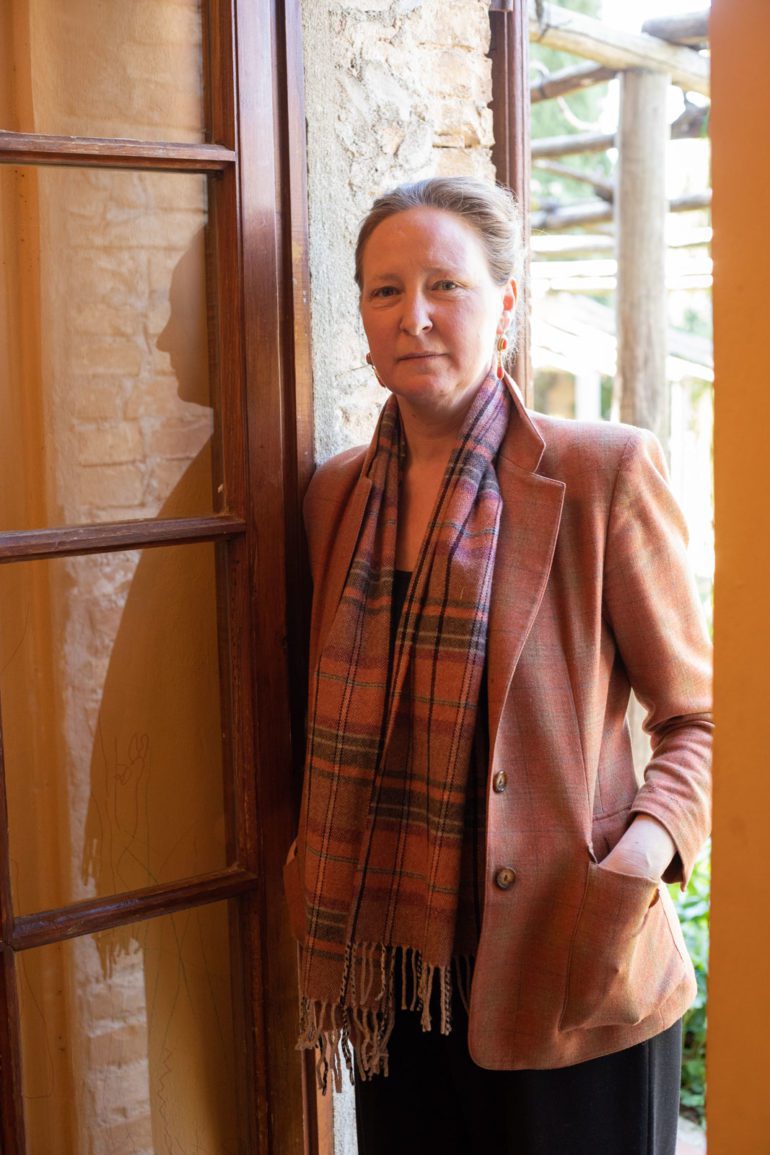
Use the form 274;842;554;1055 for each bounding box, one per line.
235;0;315;1150
489;0;532;402
0;1;314;1151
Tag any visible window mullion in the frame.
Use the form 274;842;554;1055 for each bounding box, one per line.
9;867;258;952
0;514;245;565
0;133;235;172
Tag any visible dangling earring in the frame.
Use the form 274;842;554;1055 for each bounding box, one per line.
496;335;508;380
366;351;386;388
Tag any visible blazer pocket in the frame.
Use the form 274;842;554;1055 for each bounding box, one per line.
560;861;684;1032
282;839;307;944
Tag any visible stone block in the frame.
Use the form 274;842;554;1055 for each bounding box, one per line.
336;0;394;10
76;339;144;378
434;148;493;179
92;1056;152;1119
146;176;206;213
86;1020;148;1069
91;504;155;523
73;380;126;422
85;971;147;1027
406;0;490;50
78;464;145;508
73;304;137;339
67;208;200;251
70;253;148;306
90;1113;153;1155
77;424;143;467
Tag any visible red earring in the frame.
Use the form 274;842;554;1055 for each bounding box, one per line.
496;335;508;380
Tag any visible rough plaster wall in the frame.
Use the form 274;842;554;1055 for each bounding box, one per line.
302;0;496;462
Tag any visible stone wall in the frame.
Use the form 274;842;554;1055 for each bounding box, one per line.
301;0;496;461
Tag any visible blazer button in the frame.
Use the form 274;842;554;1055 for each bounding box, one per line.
492;770;508;793
495;866;516;890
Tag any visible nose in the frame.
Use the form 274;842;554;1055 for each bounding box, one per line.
399;290;432;335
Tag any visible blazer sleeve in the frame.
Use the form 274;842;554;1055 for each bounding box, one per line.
602;429;712;887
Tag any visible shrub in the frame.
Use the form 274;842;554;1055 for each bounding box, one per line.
671;842;710;1124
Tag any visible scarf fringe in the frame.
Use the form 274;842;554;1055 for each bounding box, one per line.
297;944;475;1092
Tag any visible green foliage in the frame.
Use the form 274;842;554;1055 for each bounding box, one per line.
682;304;713;342
670;843;710;1123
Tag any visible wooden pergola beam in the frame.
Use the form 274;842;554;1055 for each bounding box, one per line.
641;12;709;47
531;228;712;256
532;105;708;160
533;158;615;201
532;130;616;159
531;62;616;103
531;190;711;231
529;2;710;97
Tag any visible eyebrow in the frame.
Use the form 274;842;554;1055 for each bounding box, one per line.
367;266;461;282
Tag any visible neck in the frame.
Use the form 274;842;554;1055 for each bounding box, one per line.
397;403;466;468
396;365;495;469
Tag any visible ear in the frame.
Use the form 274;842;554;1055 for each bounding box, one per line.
503;278;518;312
497;278;518;333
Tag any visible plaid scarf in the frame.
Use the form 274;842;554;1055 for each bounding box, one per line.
297;372;511;1089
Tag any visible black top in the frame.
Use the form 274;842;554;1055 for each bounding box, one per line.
390;568;412;657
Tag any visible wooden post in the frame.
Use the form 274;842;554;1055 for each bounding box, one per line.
615;68;670;773
615;68;670;450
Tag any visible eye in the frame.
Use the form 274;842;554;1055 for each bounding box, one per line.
433;279;460;291
370;285;399;299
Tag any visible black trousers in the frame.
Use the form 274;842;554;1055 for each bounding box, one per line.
354;1000;682;1155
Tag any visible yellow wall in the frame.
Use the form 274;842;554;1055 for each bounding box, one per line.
709;0;770;1148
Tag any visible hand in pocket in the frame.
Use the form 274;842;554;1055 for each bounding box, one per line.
560;862;682;1031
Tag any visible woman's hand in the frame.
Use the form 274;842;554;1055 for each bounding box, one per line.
599;814;677;882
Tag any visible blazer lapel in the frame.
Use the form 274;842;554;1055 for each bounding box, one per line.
487;381;565;756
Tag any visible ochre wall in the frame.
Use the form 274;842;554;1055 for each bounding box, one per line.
709;0;770;1148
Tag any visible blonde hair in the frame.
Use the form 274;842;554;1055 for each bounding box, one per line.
354;176;524;292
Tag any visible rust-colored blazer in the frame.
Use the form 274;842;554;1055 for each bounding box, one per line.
293;380;712;1070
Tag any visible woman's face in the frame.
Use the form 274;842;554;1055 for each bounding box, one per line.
359;206;515;421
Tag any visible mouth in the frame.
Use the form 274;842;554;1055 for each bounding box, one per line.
397;352;443;362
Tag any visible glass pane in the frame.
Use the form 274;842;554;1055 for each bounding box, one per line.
18;902;240;1155
0;165;217;532
1;544;228;914
0;1;205;142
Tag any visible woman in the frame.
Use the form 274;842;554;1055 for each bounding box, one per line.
285;177;712;1154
